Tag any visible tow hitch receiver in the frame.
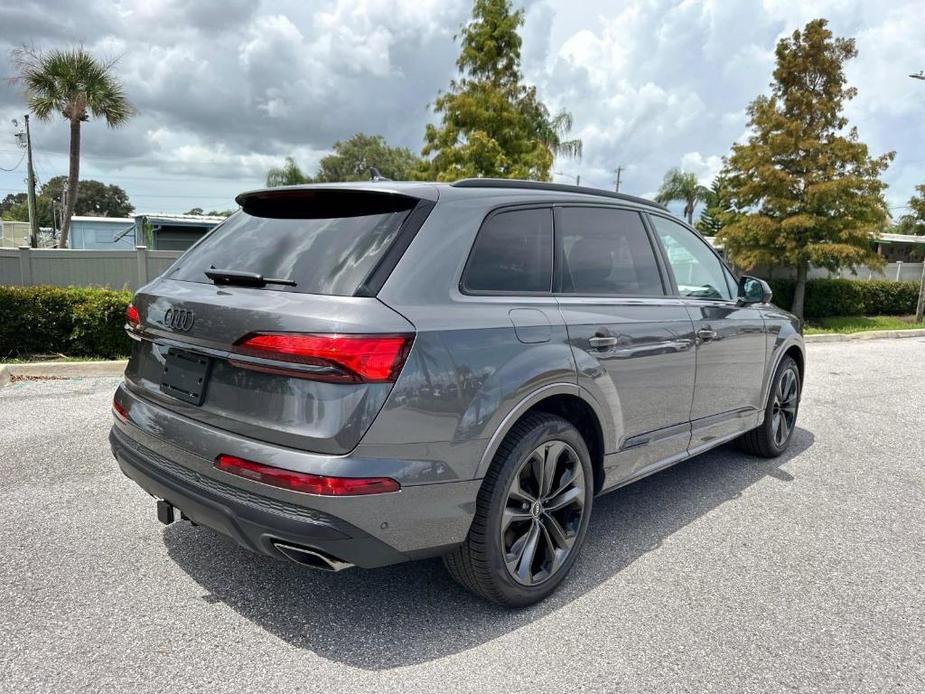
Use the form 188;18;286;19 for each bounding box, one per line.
156;499;176;525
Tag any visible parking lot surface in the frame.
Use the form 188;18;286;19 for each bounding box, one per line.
1;339;923;693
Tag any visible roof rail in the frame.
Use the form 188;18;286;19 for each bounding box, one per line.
450;178;667;210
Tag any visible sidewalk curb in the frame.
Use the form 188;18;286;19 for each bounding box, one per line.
0;360;127;383
804;328;925;343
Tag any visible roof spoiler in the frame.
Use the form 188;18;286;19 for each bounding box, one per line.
234;186;431;219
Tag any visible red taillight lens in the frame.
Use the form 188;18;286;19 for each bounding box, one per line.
214;454;400;496
112;398;129;424
126;303;140;329
231;333;413;383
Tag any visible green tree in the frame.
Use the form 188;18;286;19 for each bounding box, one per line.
890;184;925;236
0;193;27;218
12;47;134;248
4;177;133;226
654;168;709;225
265;156;312;187
420;0;581;181
38;176;133;219
696;173;737;236
718;19;892;318
316;133;421;182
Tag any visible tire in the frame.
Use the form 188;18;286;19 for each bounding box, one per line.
737;355;801;458
443;413;594;607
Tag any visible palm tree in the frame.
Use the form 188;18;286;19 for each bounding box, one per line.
266;157;312;187
654;168;709;225
543;110;583;159
12;47;133;248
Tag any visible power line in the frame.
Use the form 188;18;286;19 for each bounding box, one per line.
0;187;235;200
0;151;26;171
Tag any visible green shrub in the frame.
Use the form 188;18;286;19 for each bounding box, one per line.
857;280;919;316
764;277;919;318
0;285;132;359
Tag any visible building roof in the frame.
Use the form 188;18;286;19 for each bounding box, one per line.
876;233;925;245
70;216;135;223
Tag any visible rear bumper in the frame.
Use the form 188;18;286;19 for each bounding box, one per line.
109;387;482;569
111;427;412;568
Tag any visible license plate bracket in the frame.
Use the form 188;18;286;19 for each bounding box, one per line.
160;349;212;405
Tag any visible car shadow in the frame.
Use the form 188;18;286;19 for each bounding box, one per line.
163;427;814;670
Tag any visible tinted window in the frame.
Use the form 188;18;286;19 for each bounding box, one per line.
166;201;413;296
557;207;664;296
463;208;553;293
651;215;733;300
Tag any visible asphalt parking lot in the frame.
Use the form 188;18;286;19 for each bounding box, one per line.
1;339;923;693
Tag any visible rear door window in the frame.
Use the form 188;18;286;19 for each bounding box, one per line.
556;207;665;296
462;208;553;293
165;191;415;296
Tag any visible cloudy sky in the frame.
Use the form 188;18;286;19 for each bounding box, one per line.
1;0;923;217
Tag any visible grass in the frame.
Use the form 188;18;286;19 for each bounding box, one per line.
804;315;924;335
1;354;128;364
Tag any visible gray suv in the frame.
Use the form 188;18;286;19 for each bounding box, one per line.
110;179;804;607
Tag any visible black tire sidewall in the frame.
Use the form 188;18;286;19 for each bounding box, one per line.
480;415;594;607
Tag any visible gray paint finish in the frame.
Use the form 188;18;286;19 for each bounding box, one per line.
111;181;805;569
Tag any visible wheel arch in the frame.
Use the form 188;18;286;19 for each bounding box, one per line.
475;384;611;494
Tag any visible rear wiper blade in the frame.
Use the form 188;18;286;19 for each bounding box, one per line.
204;268;297;287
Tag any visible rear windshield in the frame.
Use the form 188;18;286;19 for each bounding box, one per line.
166;192;414;296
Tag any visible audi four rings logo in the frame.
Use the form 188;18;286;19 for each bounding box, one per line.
163;308;195;332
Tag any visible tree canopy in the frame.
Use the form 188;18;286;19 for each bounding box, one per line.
3;176;133;226
654;168;708;224
420;0;580;181
265;156;311;187
266;133;422;186
890;184;925;236
696;173;737;237
316;134;420;182
718;19;892;318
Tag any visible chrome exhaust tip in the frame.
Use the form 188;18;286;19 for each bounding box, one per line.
273;542;354;572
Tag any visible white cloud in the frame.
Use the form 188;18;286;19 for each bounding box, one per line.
0;0;922;213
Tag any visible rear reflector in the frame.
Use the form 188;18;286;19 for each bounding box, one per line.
214;454;400;496
126;303;140;330
231;333;413;383
112;398;129;424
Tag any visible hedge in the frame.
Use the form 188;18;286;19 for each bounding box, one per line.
0;285;132;359
766;278;920;319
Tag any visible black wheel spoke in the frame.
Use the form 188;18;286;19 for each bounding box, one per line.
541;512;572;552
502;507;532;534
507;474;536;505
544;485;582;513
511;522;541;583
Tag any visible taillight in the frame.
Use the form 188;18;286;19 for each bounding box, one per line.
230;333;413;383
112;398;129;424
126;303;140;330
214;454;400;496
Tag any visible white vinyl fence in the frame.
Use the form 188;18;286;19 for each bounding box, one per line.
0;246;183;291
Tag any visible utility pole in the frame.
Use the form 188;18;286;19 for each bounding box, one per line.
23;116;39;248
614;167;624;192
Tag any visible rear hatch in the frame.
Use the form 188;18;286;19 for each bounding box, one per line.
123;187;432;455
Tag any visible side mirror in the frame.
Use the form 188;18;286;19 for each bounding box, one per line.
738;276;772;305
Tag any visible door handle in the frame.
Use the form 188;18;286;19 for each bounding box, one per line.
589;336;618;349
697;328;718;342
